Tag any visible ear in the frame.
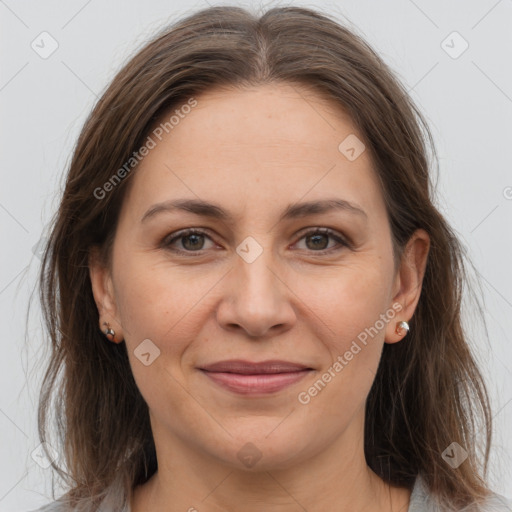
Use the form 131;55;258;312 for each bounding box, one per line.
89;245;123;342
385;229;430;344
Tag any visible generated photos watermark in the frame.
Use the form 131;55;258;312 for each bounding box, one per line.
93;97;198;200
297;302;403;405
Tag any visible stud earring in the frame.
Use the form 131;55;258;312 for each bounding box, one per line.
102;322;116;342
395;320;410;337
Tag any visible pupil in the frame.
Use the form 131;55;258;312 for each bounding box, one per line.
307;234;328;250
183;234;203;250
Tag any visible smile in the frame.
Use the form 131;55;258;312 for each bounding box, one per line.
199;368;312;395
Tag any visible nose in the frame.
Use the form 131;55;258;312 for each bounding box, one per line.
215;247;297;339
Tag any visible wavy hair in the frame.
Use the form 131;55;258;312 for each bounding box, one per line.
35;5;493;510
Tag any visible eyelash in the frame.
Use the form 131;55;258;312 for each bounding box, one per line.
161;227;350;256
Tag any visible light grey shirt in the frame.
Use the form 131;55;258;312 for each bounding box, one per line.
30;475;512;512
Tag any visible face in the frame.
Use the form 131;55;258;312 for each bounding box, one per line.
90;82;427;471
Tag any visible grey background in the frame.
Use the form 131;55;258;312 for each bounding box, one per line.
1;0;511;510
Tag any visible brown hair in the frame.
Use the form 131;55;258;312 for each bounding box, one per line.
35;5;493;510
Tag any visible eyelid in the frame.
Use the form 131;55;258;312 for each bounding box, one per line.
161;228;216;254
292;227;351;252
161;226;351;255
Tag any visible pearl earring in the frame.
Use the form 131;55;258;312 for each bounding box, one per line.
395;320;410;337
102;322;116;342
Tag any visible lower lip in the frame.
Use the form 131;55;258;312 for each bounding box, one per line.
200;369;311;395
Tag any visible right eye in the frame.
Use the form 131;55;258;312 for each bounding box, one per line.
162;228;217;254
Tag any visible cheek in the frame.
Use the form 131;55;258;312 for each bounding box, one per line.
112;250;178;333
308;258;392;345
296;257;393;406
111;258;202;412
112;253;220;356
114;269;167;341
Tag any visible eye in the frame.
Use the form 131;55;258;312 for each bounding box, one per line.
162;228;216;254
161;227;350;256
294;227;349;253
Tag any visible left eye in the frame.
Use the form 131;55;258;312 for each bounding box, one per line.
294;228;348;252
162;228;348;255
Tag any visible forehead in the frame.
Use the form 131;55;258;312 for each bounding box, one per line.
161;82;360;158
122;82;382;217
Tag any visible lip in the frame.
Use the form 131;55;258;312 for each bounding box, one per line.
198;360;313;395
199;359;312;374
200;369;312;395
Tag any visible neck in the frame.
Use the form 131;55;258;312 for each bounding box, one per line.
130;415;411;512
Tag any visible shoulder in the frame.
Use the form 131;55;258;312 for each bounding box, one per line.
27;500;130;512
479;494;512;512
26;492;128;512
27;500;131;512
27;503;68;512
27;478;131;512
409;476;512;511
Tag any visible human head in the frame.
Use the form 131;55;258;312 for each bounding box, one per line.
37;5;491;509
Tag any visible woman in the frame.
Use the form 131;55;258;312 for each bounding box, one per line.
32;5;511;511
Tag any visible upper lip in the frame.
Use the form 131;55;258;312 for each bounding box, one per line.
199;360;312;374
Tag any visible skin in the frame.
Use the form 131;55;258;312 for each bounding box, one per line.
89;82;430;512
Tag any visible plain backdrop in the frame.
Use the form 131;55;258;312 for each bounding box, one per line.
1;0;511;510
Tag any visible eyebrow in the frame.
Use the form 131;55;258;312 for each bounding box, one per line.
140;198;367;224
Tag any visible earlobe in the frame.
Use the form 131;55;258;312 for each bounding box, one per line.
384;229;430;344
89;246;124;343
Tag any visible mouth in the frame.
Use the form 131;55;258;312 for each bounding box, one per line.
198;360;314;395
